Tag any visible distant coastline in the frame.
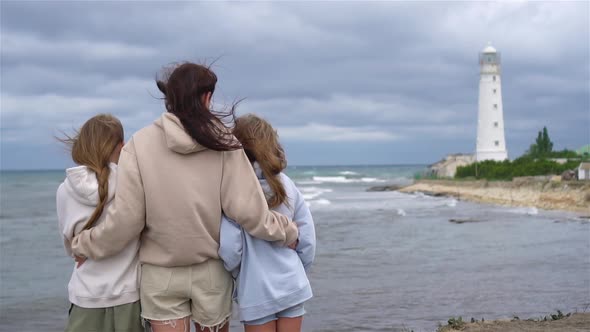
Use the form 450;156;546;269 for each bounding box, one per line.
395;178;590;213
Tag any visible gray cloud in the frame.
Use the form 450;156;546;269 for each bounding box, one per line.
1;1;588;169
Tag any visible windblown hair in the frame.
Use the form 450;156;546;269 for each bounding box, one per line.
156;62;241;151
60;114;124;231
233;114;288;209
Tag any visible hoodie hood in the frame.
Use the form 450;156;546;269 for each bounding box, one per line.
154;113;208;155
252;161;274;200
253;162;264;180
64;163;117;206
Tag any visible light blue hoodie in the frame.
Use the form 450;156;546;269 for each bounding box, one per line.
218;163;316;322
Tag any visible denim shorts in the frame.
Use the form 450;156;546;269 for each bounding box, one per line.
243;303;306;326
140;260;233;329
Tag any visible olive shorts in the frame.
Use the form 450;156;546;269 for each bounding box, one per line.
65;301;143;332
139;260;233;328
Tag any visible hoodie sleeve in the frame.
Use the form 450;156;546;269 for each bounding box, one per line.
220;149;298;246
56;183;74;257
218;216;243;275
290;178;316;270
70;138;146;260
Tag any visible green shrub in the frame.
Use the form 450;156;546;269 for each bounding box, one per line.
455;158;579;181
437;317;465;331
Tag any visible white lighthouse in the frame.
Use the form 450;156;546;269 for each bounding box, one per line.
476;43;508;161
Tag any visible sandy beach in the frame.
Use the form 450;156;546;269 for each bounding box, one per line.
398;179;590;213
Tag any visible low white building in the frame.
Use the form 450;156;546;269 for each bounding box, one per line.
578;162;590;180
429;154;475;178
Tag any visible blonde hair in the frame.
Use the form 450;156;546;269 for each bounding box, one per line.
233;114;287;209
60;114;124;230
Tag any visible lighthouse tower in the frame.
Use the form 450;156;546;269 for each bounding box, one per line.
476;43;508;161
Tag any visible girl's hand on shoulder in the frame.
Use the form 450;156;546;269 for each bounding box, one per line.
288;238;299;250
74;255;87;268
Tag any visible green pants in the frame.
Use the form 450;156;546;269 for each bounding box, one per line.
65;301;144;332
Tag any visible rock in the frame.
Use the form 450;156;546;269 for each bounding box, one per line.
561;169;577;181
449;218;481;224
424;191;447;197
366;185;403;192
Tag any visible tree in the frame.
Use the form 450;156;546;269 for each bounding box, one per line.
541;127;553;154
527;126;553;158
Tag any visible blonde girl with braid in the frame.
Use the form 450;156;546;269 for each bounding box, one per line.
56;114;142;332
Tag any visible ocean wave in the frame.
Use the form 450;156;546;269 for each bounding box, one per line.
508;207;539;215
312;176;385;184
300;187;333;200
397;208;406;216
339;171;359;175
300;186;334;193
305;198;332;207
296;180;322;185
446;199;457;207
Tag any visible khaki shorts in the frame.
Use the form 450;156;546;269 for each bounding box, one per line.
140;260;233;328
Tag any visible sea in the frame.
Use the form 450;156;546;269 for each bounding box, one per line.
1;165;589;332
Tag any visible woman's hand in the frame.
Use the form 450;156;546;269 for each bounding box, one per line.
74;255;87;268
287;221;299;250
288;239;299;250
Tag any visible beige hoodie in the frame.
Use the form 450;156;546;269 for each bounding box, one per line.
71;113;298;267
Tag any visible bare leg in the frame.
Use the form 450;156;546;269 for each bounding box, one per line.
244;320;277;332
194;320;230;332
148;317;191;332
276;317;302;332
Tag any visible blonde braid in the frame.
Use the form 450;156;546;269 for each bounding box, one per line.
82;165;111;231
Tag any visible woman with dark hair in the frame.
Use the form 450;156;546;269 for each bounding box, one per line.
71;63;299;332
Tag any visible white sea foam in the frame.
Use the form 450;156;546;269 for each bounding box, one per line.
339;171;359;175
296;180;322;185
361;177;381;183
300;187;334;193
508;207;539;215
446;199;457;207
314;199;331;205
411;192;427;198
313;176;352;183
312;176;385;184
300;187;333;200
397;208;406;216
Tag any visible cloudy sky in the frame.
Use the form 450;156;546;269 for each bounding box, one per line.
1;1;588;169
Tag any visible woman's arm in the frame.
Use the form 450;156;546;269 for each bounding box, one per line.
71;138;146;260
218;216;243;275
220;149;298;246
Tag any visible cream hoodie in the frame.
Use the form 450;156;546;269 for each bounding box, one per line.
71;113;298;267
56;163;140;308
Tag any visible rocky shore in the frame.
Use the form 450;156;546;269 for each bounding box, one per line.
388;178;590;213
438;312;590;332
